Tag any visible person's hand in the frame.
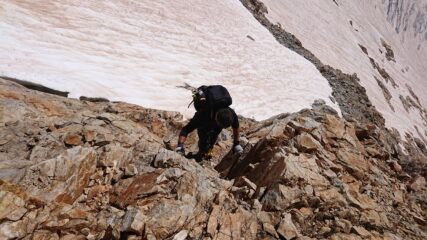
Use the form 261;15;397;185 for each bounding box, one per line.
175;143;185;155
233;140;243;154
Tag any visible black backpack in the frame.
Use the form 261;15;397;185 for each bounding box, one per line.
189;85;232;111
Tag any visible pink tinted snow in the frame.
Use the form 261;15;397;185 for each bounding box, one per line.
0;0;339;120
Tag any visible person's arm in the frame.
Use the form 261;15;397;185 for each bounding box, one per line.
176;135;187;155
231;108;240;142
232;127;240;145
231;109;243;154
178;135;187;145
176;112;200;153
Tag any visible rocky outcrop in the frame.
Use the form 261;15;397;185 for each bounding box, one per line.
0;79;259;239
1;78;426;239
217;101;427;239
384;0;427;49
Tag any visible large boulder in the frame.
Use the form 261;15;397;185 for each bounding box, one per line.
20;147;97;204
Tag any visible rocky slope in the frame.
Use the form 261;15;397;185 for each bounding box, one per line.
0;78;426;239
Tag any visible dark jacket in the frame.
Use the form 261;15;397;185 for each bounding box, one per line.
180;107;239;136
179;107;239;152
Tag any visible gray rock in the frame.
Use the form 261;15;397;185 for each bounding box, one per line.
173;230;189;240
277;213;299;240
121;208;145;234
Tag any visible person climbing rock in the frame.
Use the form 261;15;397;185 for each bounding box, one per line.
176;85;243;161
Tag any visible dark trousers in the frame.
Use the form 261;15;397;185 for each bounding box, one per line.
197;128;220;154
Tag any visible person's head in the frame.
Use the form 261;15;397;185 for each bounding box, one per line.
215;108;233;128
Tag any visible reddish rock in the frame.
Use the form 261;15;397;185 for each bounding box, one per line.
297;132;321;151
87;185;109;200
64;134;82;146
389;161;402;172
324;114;346;139
351;226;371;238
336;149;370;179
408;176;426;191
110;170;163;208
83;130;97;142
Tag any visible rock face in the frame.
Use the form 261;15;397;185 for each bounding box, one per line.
0;78;426;239
384;0;427;49
217;102;427;239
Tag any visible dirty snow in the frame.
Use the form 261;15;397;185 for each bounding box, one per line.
262;0;427;137
0;0;425;139
0;0;339;120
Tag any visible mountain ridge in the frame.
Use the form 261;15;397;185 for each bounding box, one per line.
1;77;426;239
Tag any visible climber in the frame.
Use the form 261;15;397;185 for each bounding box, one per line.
175;85;243;161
